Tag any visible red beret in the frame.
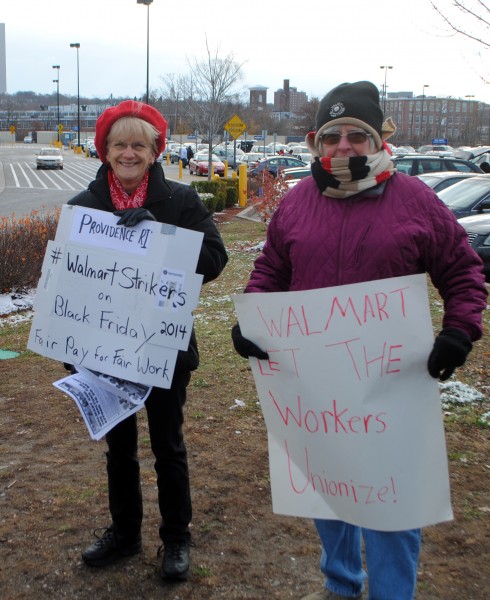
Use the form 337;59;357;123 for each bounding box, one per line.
95;100;168;163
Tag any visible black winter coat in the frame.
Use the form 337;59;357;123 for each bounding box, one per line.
68;163;228;376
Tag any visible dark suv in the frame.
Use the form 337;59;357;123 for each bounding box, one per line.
392;155;483;176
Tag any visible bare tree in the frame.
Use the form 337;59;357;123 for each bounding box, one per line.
157;73;189;139
431;0;490;47
431;1;490;84
184;40;244;179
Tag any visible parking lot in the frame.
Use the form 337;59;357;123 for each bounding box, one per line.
0;144;201;217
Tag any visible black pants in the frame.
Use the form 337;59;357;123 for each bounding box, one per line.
105;371;192;544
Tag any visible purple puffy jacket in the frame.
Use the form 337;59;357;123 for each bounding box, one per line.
245;173;487;341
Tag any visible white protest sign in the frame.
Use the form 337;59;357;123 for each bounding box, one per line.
28;205;204;388
56;205;203;270
233;274;453;531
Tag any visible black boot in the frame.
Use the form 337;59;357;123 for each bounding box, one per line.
160;539;190;580
82;527;142;567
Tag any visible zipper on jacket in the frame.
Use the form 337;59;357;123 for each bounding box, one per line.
354;222;372;267
336;200;372;283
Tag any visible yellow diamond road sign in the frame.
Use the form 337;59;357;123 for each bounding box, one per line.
224;115;247;139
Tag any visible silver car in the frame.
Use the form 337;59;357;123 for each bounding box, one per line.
36;148;63;170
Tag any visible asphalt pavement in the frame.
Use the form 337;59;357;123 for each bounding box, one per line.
0;144;257;219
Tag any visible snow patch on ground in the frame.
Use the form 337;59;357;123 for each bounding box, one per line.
0;289;35;326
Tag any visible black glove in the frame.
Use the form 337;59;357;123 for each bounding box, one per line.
231;323;269;360
428;327;473;381
114;208;156;227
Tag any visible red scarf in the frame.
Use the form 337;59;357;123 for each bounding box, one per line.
108;169;149;210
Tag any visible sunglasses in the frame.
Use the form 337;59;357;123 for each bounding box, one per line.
320;131;372;146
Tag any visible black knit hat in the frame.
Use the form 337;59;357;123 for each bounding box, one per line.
315;81;383;134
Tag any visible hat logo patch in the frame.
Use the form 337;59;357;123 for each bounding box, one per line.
329;102;345;118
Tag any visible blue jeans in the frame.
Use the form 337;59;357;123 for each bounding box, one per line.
314;519;421;600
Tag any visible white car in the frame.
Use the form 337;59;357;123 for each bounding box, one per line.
418;144;454;157
296;152;312;163
289;145;309;155
267;142;289;154
36;147;63;170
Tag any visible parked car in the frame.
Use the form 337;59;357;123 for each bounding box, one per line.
417;144;454;156
392;155;483;176
36;147;63;170
295;152;312;163
453;145;490;163
235;152;263;171
23;135;33;144
266;142;289;154
250;145;275;155
288;144;308;155
416;171;480;193
437;175;490;218
248;155;307;178
282;164;312;188
189;152;225;177
88;143;99;158
169;146;184;164
285;145;312;161
213;146;245;167
237;139;255;153
472;153;490;170
458;213;490;281
391;146;417;156
80;138;95;152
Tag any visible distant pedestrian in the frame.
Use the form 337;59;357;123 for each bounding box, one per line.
180;145;188;168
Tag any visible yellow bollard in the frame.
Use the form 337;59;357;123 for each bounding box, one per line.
231;170;237;179
224;160;228;178
238;163;247;207
166;153;170;165
179;159;183;179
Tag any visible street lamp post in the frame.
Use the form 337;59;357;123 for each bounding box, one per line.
137;0;153;104
70;43;81;149
465;95;476;145
379;65;393;113
52;65;60;144
421;84;429;141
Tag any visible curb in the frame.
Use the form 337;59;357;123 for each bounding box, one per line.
236;205;261;222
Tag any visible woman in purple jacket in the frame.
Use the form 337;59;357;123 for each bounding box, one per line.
232;81;487;600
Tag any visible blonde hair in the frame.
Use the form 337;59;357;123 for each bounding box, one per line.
106;117;159;156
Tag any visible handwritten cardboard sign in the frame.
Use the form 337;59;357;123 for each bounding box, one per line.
233;274;453;531
28;205;204;388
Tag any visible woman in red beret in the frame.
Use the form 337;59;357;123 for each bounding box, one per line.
68;100;228;581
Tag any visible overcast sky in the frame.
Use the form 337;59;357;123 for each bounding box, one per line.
2;0;490;105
